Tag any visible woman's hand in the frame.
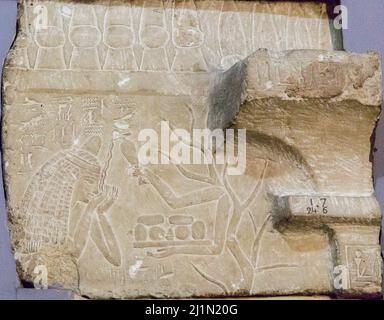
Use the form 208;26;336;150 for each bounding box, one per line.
85;185;118;215
96;185;119;215
85;190;107;213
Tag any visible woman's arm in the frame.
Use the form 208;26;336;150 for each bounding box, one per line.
72;205;95;259
90;186;121;266
71;191;108;259
90;213;121;266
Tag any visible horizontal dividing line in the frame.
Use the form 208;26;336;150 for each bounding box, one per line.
133;240;212;248
5;68;214;95
19;89;199;97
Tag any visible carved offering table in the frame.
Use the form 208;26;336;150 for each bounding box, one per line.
2;0;382;299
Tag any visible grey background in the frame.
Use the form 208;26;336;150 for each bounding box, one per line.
0;0;383;299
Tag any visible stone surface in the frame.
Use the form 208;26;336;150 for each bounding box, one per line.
2;0;382;299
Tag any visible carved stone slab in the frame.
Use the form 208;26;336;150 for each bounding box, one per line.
2;0;382;299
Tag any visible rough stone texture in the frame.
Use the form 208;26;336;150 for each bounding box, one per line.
2;0;382;299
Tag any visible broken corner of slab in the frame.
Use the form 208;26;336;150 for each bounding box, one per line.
2;0;382;299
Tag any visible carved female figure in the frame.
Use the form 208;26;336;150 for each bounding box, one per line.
18;137;121;268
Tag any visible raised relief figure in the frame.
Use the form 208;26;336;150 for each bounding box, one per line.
18;137;121;268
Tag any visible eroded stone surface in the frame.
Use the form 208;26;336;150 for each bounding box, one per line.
2;0;382;299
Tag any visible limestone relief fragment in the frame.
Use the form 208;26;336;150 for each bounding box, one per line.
2;0;382;299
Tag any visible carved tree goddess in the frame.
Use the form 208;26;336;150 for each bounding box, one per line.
120;102;315;293
121;124;273;293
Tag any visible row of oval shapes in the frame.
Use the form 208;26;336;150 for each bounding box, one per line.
135;217;206;242
35;25;204;49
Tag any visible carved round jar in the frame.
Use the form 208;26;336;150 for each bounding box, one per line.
175;226;190;240
140;25;169;49
134;224;147;241
173;27;204;48
69;25;101;48
34;26;65;48
191;221;206;240
103;25;135;49
149;226;166;241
